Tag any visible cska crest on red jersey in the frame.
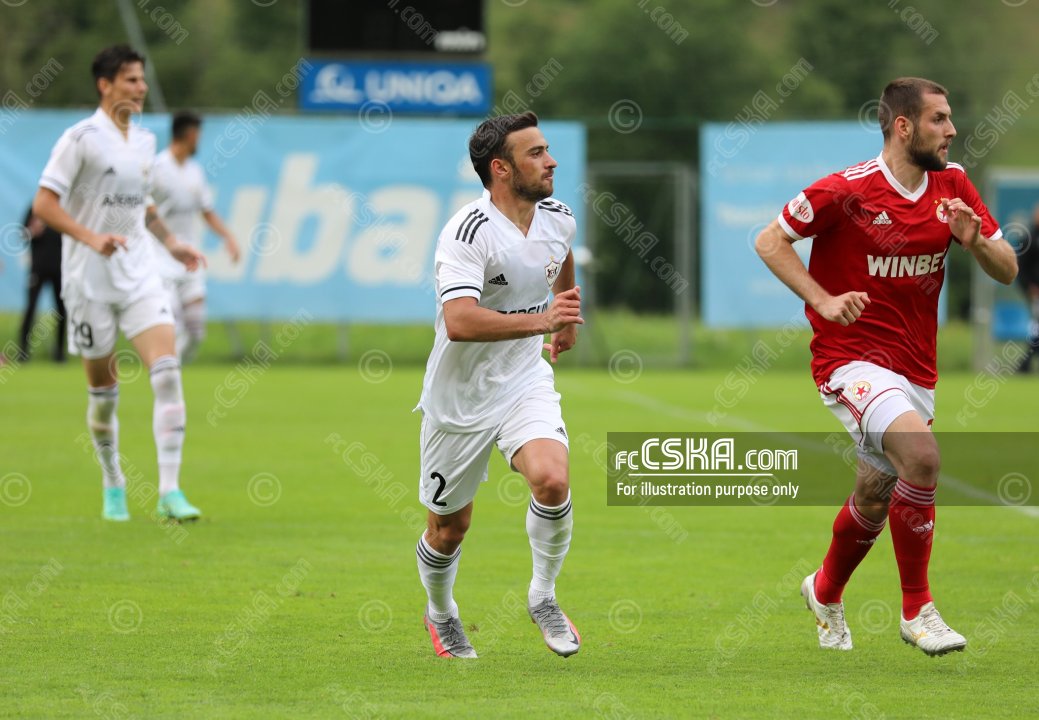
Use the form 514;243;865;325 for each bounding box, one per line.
934;198;949;224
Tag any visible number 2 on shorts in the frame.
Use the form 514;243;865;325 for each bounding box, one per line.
430;472;448;507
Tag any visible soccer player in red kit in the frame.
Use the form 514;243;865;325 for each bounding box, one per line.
755;78;1017;656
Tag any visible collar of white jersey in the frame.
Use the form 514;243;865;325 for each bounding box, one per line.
92;106;140;139
479;188;549;237
157;147;185;167
875;153;928;202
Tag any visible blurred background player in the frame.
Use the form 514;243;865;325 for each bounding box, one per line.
151;111;240;362
17;204;66;362
1015;203;1039;373
32;44;206;522
415;112;583;659
754;77;1016;656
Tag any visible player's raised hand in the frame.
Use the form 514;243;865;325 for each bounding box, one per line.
543;324;577;363
87;232;127;257
943;198;982;248
544;286;583;333
815;291;870;326
170;242;207;272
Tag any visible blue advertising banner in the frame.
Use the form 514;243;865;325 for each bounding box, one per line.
700;121;948;328
988;170;1039;340
0;111;584;321
299;60;492;115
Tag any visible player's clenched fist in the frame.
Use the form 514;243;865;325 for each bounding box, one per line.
544;286;583;333
86;232;127;257
815;291;870;326
170;242;207;272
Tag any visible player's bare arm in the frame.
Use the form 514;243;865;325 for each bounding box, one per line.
202;209;241;263
32;187;126;256
443;288;583;343
146;205;206;271
754;218;870;326
942;198;1017;285
544;250;578;362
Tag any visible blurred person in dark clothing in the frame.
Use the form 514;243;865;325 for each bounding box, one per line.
18;206;66;362
1016;204;1039;373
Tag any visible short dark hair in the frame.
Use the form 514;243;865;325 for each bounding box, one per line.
878;77;948;139
172;111;202;140
468;111;539;188
91;44;145;96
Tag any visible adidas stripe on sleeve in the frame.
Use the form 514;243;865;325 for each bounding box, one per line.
436;209;489;303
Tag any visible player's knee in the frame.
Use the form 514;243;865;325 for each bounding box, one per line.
428;519;469;549
530;465;569;505
149;356;183;399
897;455;939;488
900;443;940;486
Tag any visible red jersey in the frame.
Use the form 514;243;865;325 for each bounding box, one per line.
778;154;1001;389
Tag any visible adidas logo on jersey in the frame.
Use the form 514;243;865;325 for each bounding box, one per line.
488;273;509;286
872;211;892;225
555;426;567;439
103;166;116;176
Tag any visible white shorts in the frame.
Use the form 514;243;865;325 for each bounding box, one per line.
820;361;935;476
418;378;569;515
65;290;174;359
165;271;206;307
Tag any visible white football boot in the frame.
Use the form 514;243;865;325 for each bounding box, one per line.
529;599;581;657
900;602;967;656
801;570;853;650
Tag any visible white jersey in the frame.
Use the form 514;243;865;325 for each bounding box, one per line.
150;148;213;280
39;108;162;303
418;193;576;432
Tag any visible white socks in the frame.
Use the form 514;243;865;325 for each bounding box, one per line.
87;384;125;489
527;491;573;606
150;355;185;496
416;492;574;620
416;535;461;622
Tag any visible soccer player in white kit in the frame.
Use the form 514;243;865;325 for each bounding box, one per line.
32;45;206;522
151;111;240;361
415;112;584;658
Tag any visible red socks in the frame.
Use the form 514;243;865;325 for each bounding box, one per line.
888;478;936;619
815;480;937;618
815;494;886;604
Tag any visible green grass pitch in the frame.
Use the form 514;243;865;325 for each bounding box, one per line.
2;362;1038;718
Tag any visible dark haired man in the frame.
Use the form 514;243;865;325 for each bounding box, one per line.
151;111;240;361
414;112;583;658
755;78;1017;655
33;45;206;522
